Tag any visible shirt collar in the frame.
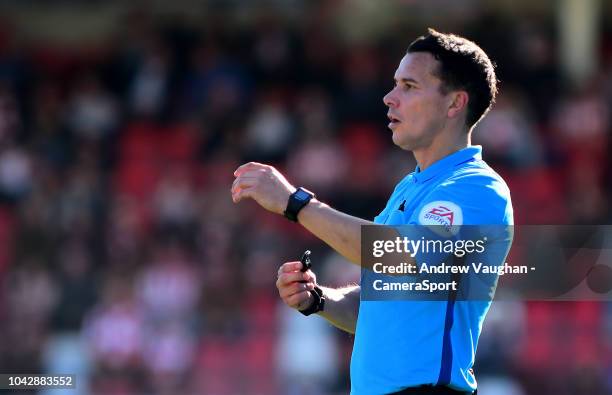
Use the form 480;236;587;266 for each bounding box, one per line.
412;145;482;183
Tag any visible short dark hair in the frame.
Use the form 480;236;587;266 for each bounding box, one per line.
407;28;498;129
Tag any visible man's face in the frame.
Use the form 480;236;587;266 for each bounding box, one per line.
383;52;451;151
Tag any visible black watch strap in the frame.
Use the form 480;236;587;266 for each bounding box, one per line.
299;285;325;316
284;187;315;222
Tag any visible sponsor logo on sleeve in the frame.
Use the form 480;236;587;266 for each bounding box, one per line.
418;201;463;235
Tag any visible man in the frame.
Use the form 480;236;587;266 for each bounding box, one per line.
231;29;513;395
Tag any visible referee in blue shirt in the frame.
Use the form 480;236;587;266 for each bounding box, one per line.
232;29;513;395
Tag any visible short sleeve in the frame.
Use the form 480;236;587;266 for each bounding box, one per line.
411;173;513;227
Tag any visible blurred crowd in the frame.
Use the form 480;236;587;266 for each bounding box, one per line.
0;3;610;395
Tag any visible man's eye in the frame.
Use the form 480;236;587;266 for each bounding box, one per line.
392;83;413;90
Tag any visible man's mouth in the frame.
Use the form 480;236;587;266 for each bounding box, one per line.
387;114;401;128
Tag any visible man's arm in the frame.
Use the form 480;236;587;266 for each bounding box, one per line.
317;285;361;334
276;260;360;334
232;162;372;265
231;162;418;274
298;200;371;265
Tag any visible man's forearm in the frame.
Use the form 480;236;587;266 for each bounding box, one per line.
298;199;372;265
297;199;407;270
317;285;361;334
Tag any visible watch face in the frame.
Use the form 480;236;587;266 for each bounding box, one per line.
295;189;311;201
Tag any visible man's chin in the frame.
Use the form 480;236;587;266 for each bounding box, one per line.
391;132;417;151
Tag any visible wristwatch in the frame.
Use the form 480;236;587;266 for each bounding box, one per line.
299;285;325;316
284;187;315;222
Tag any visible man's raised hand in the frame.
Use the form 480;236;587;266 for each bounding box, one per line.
231;162;296;214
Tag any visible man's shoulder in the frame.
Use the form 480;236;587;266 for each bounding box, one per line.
442;159;511;199
423;161;513;225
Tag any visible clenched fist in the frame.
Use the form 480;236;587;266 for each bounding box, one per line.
232;162;296;214
276;260;318;311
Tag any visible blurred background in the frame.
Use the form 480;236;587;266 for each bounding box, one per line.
0;0;610;394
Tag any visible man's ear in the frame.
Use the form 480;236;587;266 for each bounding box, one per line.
447;91;469;119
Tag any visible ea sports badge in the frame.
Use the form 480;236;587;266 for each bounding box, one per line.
418;200;463;236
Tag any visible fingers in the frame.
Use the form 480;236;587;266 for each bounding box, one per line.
231;176;257;202
276;261;318;310
234;169;267;181
276;262;315;282
231;169;266;191
279;281;315;299
276;270;309;287
276;262;314;293
277;261;303;275
234;162;269;177
232;186;255;203
231;163;295;214
231;177;255;193
231;168;268;203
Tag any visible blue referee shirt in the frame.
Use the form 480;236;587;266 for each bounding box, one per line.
351;146;513;394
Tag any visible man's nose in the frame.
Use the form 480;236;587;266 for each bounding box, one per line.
383;89;397;108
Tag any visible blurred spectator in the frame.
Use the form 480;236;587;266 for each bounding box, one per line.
0;143;32;201
6;258;58;325
67;74;119;141
128;36;171;118
29;80;74;169
243;88;295;163
152;166;198;229
473;89;543;168
287;133;348;197
52;239;97;332
552;83;610;171
56;160;102;234
135;243;202;323
184;40;251;122
84;276;142;364
287;86;349;196
476;301;527;376
142;321;195;395
339;46;385;122
276;305;339;395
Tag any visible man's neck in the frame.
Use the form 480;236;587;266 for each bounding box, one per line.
413;130;471;171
